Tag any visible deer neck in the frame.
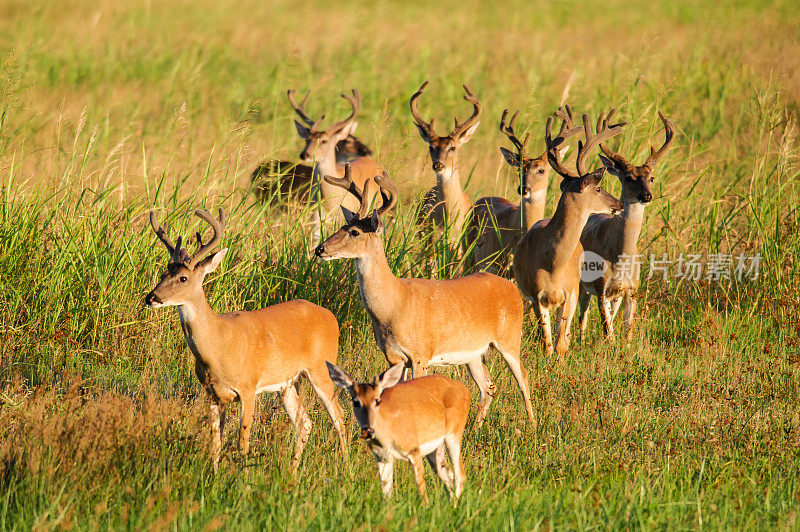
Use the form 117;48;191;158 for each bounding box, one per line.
613;200;646;258
545;193;590;270
311;149;339;184
177;296;222;364
520;187;547;232
436;166;470;228
353;239;401;324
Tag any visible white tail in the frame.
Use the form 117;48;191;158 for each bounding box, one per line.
315;172;534;428
578;111;674;341
327;362;470;503
145;209;347;470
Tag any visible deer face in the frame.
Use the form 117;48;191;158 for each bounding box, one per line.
560;168;624;216
296;122;353;163
415;124;479;175
145;251;226;308
327;362;404;440
314;210;381;261
501;146;566;199
599;154;655;204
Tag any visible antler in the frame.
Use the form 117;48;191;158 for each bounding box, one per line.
499;109;530;159
187;208;226;269
324;163;371;219
545;110;581;180
576;110;626;176
373;171;398;217
286;89;314;126
150;211;187;263
450;84;481;138
409;81;436;139
328;89;360;134
643;111;675;168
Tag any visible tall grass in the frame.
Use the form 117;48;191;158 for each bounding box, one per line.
1;0;799;529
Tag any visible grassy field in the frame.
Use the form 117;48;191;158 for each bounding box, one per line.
1;0;800;529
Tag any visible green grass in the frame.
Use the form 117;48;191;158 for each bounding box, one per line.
1;0;800;529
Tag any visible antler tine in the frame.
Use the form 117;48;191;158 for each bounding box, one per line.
597;109;632;170
373;171;398;217
329;89;360;134
451;84;481;137
576;110;626;176
149;211;181;260
287;89;315;126
643;111;675;168
499;109;529;156
552;104;583;143
409;80;436;138
187;208;226;269
545;115;580;180
323;163;364;204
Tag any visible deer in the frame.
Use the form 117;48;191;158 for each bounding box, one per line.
144;208;348;471
288;88;381;247
410;81;481;252
314;170;534;429
327;362;470;503
469;108;568;275
251;90;373;204
578;111;675;342
513;107;625;356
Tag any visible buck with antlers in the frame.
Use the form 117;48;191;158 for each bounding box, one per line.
410;81;481;251
513;107;625;356
314;169;534;428
288;88;380;246
469;108;568;275
327;362;470;503
578;111;674;342
251;92;372;203
144;209;348;470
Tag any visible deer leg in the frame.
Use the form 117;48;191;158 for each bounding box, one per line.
532;303;553;355
426;444;454;491
209;401;227;471
578;286;592;342
238;392;256;457
466;358;497;429
555;292;577;357
444;433;465;499
597;294;615;342
410;449;429;505
376;457;395;498
305;369;348;456
622;292;636;343
494;342;535;425
280;383;313;472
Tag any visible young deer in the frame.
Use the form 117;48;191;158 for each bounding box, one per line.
144;209;347;470
469;108;568;275
327;362;470;503
578;111;674;341
513;108;625;356
410;81;481;250
314;172;534;428
288;89;381;246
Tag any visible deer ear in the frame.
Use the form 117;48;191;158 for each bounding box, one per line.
598;154;623;176
414;122;434;143
580;167;607;191
369;211;382;233
348;121;358;134
326;362;354;389
294;120;310;139
457;121;480;143
500;147;520;167
341;206;357;224
196;248;227;274
377;363;405;392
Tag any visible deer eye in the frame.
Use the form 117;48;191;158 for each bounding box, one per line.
349;228;360;237
596;187;602;192
375;397;381;406
449;146;456;152
179;276;188;283
538;168;545;174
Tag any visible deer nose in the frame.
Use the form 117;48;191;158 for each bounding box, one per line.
299;151;310;161
639;192;652;203
144;292;161;307
432;161;445;172
314;244;325;258
361;428;374;439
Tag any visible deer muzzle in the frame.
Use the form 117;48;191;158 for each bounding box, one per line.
144;292;162;307
361;428;374;440
432;161;445;172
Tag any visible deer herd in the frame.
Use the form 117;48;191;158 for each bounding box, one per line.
146;81;674;503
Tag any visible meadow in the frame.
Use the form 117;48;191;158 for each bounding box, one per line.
1;0;800;529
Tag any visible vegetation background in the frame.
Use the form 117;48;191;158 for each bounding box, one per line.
1;0;799;529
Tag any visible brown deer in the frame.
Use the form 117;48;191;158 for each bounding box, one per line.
469;108;568;275
288;88;381;246
314;172;534;428
327;362;470;503
144;209;347;470
578;111;674;341
513;108;625;356
410;81;481;251
251;90;373;204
